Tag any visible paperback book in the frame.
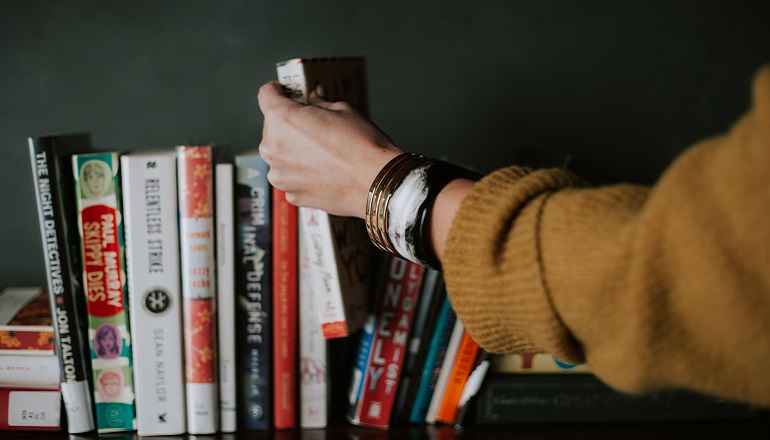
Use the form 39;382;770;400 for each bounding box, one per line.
72;151;136;433
28;133;96;433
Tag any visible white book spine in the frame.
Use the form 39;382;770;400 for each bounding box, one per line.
425;320;465;424
215;162;237;433
121;152;187;436
298;230;328;428
0;355;60;387
300;207;350;338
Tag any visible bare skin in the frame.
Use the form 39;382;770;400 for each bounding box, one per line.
257;81;475;262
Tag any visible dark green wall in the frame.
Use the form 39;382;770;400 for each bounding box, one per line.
2;1;769;285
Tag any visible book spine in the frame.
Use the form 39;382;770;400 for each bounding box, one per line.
28;136;95;434
0;354;60;387
424;316;465;425
72;152;136;433
177;145;219;434
346;312;376;416
299;208;350;338
215;162;237;433
351;256;425;429
234;153;272;430
0;325;55;356
121;152;187;436
272;187;298;429
393;269;442;420
435;329;480;424
0;387;62;431
298;232;327;428
409;294;456;424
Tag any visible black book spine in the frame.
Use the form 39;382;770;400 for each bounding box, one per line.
28;134;95;433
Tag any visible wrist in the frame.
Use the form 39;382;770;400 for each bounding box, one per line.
365;153;480;269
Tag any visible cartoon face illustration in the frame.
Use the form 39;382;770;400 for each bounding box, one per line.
94;323;121;359
80;159;112;198
98;369;123;398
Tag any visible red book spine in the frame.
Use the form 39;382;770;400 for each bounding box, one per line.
0;387;62;431
355;257;425;429
272;188;298;429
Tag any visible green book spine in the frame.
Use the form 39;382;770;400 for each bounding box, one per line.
72;152;136;433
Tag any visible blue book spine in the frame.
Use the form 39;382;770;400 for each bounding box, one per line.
409;294;457;424
346;311;376;420
234;153;272;429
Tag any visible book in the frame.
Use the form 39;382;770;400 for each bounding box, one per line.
474;373;756;424
276;56;373;339
215;161;237;433
272;186;298;429
409;294;456;424
490;352;592;374
392;269;443;422
348;256;426;429
0;354;60;388
71;151;137;433
177;145;219;434
233;151;272;430
425;319;465;425
298;231;327;428
0;386;62;431
435;329;481;425
28;133;96;434
0;287;55;355
121;151;187;436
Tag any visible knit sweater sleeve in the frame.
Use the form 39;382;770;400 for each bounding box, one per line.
443;65;770;408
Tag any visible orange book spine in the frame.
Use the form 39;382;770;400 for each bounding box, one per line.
435;330;480;424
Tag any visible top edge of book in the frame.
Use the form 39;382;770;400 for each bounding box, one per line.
276;56;365;67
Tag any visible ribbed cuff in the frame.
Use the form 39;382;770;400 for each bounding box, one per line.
443;165;586;363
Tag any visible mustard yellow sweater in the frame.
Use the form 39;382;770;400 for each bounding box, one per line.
444;66;770;408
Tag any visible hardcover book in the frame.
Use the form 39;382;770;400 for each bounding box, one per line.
0;287;54;355
276;57;374;339
409;293;456;424
298;232;327;428
215;161;237;433
121;151;187;436
0;386;62;431
272;186;298;429
233;151;272;430
348;256;426;429
474;373;756;424
28;133;96;434
177;145;219;435
72;151;137;433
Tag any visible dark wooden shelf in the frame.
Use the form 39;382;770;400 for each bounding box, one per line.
3;412;769;440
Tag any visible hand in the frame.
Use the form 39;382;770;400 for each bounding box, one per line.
257;81;404;218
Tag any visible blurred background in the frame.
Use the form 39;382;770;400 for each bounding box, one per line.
2;0;769;286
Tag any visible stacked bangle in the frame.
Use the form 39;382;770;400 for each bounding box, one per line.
365;152;481;270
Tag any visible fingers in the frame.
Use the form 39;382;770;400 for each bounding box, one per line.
257;81;298;115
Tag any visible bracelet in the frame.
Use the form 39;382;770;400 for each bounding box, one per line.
365;153;481;269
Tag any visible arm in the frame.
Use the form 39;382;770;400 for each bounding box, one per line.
443;66;770;408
